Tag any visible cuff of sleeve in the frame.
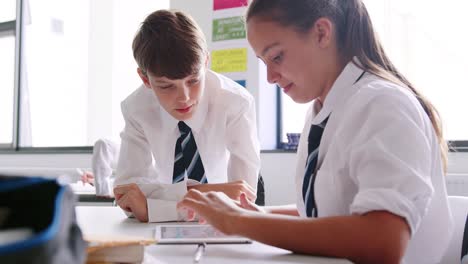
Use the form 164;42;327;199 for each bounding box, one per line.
94;176;114;197
350;188;429;235
147;199;178;222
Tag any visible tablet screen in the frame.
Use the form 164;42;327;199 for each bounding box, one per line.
155;224;251;244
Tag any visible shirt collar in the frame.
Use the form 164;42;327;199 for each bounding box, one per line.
159;71;213;134
311;58;365;125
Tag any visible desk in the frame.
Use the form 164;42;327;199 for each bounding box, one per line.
76;206;352;264
70;182;114;205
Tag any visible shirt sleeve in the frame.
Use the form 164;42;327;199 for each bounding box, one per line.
225;94;261;190
115;101;158;186
92;139;120;196
347;93;435;235
142;181;188;222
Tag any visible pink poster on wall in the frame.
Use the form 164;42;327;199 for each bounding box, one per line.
213;0;248;11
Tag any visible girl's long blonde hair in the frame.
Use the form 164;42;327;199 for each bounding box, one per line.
247;0;448;172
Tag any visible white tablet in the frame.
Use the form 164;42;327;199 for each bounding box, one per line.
154;224;252;244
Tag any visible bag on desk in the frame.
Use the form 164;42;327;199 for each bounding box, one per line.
0;176;87;264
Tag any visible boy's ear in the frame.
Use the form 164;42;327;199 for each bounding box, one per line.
137;68;151;88
204;52;210;68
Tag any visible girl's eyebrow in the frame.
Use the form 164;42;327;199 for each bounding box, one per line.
262;42;280;57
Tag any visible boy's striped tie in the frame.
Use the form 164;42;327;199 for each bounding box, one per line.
172;121;207;184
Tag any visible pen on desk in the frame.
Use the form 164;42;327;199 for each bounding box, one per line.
193;243;206;263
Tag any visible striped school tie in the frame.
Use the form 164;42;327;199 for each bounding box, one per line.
302;117;329;217
172;121;207;184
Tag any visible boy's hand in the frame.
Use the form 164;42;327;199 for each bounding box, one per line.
113;183;148;222
189;180;256;202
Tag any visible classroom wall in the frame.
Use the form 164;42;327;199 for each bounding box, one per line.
170;0;278;150
0;152;298;204
87;0;170;143
0;152;467;205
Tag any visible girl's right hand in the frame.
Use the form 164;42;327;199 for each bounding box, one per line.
177;189;245;235
189;180;257;202
239;192;265;213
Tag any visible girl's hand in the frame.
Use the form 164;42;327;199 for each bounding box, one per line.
177;189;245;235
189;180;256;202
239;192;265;213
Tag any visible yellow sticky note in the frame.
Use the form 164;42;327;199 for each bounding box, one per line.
211;48;247;73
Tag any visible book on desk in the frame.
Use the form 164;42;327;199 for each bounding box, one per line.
84;234;155;263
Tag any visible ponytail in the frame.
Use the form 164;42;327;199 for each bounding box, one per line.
340;0;448;172
247;0;448;172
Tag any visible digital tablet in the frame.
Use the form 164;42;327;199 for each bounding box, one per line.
154;224;252;244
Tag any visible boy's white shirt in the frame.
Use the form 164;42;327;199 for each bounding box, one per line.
294;60;453;264
115;70;260;222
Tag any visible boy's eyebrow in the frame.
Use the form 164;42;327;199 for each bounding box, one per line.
153;70;202;83
153;80;172;85
189;72;202;78
153;77;171;83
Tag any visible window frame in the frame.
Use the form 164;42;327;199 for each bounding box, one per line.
0;0;92;154
0;8;18;150
278;94;468;152
449;141;468;152
2;0;467;153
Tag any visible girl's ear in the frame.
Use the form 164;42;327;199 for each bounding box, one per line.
204;52;210;68
137;68;151;88
313;17;333;49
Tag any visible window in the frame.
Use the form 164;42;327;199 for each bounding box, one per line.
0;0;170;150
0;0;16;22
279;0;468;148
0;0;16;147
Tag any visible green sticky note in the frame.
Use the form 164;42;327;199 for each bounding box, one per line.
212;16;246;42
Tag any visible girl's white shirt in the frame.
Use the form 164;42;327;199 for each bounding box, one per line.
295;60;453;264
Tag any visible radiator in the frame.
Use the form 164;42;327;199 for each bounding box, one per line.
1;167;467;196
446;174;468;196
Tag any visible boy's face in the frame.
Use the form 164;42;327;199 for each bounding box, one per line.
138;67;206;121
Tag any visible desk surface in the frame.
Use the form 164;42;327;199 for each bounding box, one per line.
76;206;352;264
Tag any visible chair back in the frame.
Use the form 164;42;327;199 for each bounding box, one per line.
439;196;468;264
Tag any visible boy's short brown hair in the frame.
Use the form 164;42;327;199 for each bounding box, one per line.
132;10;207;79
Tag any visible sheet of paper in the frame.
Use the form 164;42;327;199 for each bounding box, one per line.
139;181;187;201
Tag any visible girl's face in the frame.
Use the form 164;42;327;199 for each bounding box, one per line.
139;66;206;121
247;17;339;104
